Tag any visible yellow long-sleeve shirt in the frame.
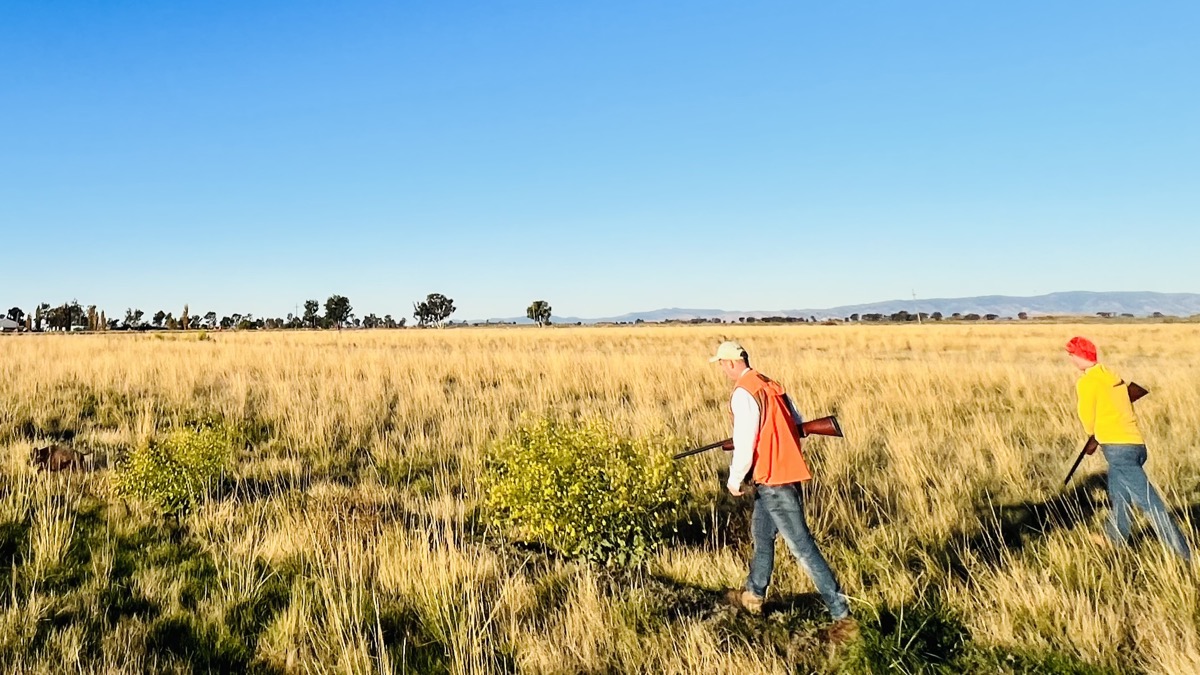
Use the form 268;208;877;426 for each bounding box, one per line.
1075;364;1144;445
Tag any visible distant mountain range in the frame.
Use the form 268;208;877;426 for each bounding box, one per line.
476;291;1200;325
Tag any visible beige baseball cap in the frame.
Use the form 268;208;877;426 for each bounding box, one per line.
709;340;748;363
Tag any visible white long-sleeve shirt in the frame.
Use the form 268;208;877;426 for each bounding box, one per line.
727;370;803;492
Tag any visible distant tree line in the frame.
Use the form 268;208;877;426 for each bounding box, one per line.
2;292;486;333
2;297;1188;333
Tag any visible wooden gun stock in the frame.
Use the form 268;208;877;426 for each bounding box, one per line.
800;415;843;439
1063;382;1148;486
673;415;843;460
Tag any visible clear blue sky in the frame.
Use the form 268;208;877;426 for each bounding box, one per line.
2;1;1197;320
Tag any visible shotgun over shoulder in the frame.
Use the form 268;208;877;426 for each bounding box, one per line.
673;415;844;460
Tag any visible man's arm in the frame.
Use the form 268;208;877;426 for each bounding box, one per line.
1076;377;1096;436
728;388;759;494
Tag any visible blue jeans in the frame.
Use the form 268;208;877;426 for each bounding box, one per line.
746;483;849;620
1102;444;1192;561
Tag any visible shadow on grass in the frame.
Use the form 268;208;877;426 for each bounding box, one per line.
636;571;838;670
0;494;299;672
222;451;465;503
145;561;295;674
146;615;259;673
214;466;378;505
376;453;462;498
981;473;1108;547
841;593;1119;675
646;570;826;624
12;419;78;444
944;471;1199;576
0;520;29;576
375;604;452;674
666;474;755;550
920;473;1111;581
217;472;327;502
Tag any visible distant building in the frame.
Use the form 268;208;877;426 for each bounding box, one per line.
0;317;20;332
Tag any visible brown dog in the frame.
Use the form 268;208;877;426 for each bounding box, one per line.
30;444;91;472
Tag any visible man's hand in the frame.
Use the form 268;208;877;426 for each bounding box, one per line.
728;484;743;497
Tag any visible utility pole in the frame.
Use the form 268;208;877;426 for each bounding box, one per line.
913;290;922;325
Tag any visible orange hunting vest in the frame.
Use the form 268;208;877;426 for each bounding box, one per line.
734;369;812;486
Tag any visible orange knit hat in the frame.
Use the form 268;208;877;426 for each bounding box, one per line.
1065;336;1098;362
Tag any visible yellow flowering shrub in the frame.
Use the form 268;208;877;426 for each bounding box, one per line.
114;426;234;514
482;417;686;566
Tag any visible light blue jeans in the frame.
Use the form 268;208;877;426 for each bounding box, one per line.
1102;444;1191;561
746;483;850;619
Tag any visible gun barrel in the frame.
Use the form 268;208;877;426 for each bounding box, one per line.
1063;448;1088;487
672;439;729;461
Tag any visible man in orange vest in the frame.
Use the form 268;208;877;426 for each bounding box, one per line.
710;340;857;643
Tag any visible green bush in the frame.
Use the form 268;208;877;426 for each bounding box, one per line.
114;426;234;514
482;417;686;566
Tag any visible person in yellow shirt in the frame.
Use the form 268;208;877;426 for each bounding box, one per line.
1067;336;1191;561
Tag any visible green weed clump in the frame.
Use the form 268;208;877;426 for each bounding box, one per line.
483;417;686;567
114;426;234;514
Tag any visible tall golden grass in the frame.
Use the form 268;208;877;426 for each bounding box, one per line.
1;324;1197;673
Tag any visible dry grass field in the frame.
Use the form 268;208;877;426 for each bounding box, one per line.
1;324;1198;674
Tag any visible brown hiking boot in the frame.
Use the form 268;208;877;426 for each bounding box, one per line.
822;617;860;645
724;589;764;615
